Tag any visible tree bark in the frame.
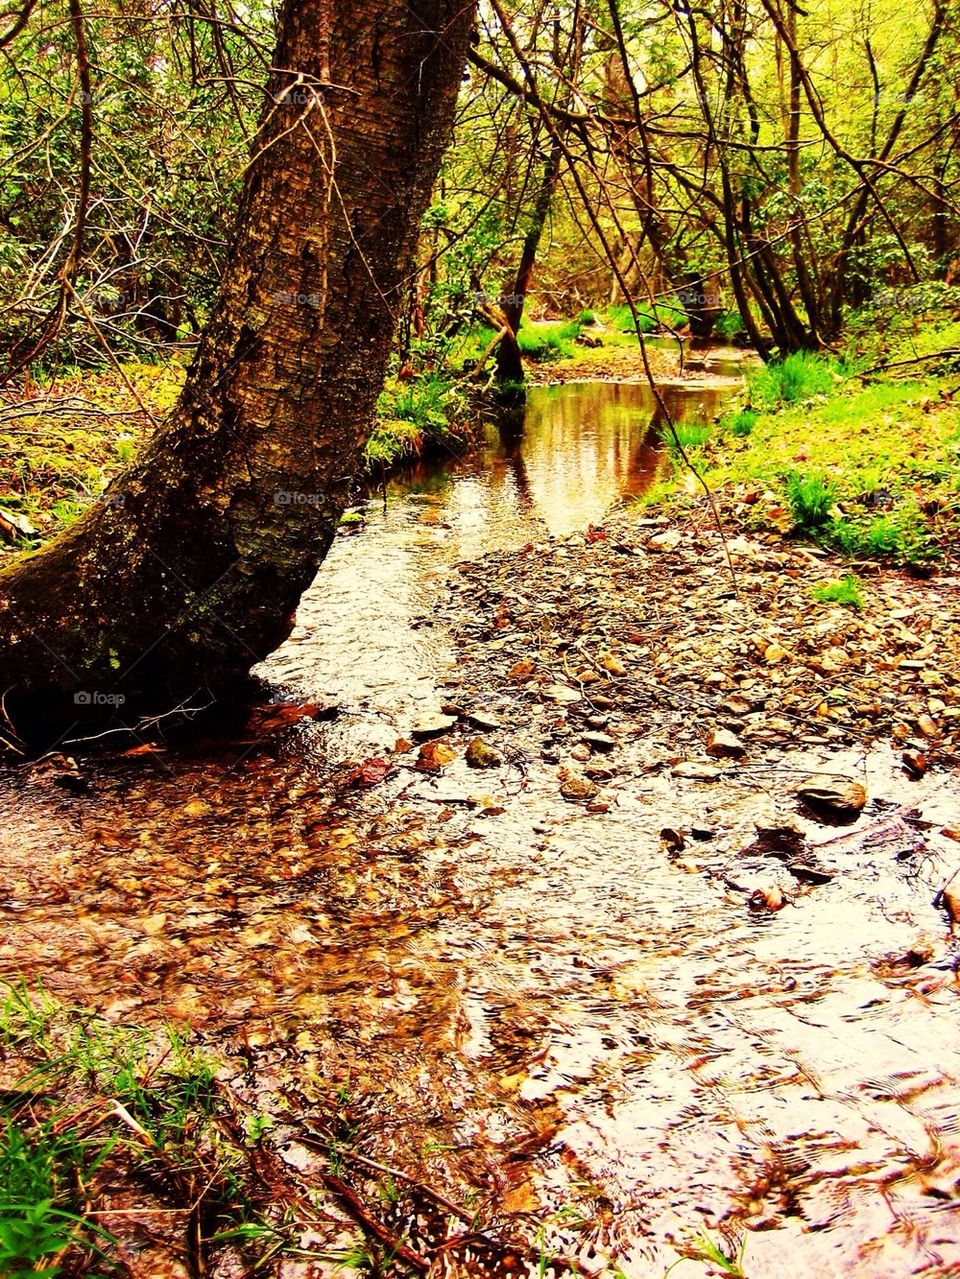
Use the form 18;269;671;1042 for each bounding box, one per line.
0;0;476;732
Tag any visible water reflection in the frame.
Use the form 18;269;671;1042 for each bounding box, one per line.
264;377;735;733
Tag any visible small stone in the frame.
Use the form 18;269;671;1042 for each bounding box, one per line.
570;744;592;762
671;761;722;781
464;709;502;731
465;738;502;769
706;729;746;759
600;652;628;676
583;732;617;752
411;713;458;740
560;774;599;802
917;713;939;738
648;528;681;552
902;750;927;778
797;780;867;818
543;684;580;703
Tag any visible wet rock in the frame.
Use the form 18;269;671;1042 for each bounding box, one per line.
797;779;867;819
464;709;502;731
648;528;681;552
560;774;599;802
465;738;502;769
582;731;617;752
902;749;927;778
706;729;746;759
411;713;458;740
600;652;628;676
543;684;580;703
671;761;722;781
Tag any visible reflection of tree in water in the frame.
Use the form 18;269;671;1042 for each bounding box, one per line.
495;414;535;514
623;412;668;497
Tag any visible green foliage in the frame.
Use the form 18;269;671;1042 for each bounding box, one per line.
665;421;712;451
368;370;468;469
828;506;932;563
517;320;582;362
725;408;758;437
811;575;864;609
714;310;747;342
749;352;839;408
578;309;598;325
0;982;285;1279
784;469;837;530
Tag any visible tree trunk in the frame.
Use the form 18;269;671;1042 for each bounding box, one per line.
495;136;562;385
0;0;476;734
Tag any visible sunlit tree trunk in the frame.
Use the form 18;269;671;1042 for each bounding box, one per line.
0;1;476;731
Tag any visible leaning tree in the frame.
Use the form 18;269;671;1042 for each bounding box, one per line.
0;0;477;733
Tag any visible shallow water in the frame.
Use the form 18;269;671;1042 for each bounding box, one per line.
3;365;960;1277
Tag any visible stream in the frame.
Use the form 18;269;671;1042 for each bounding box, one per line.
2;355;960;1278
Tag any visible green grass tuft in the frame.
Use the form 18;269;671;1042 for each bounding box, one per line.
749;351;839;408
784;469;837;531
811;575;864;609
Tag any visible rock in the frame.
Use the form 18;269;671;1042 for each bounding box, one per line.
917;713;939;738
570;744;591;762
582;732;617;752
600;652;627;676
465;738;502;769
411;713;458;740
797;779;867;818
648;528;681;552
509;660;536;683
543;684;580;703
671;761;722;781
464;709;502;731
902;750;927;778
723;695;753;716
706;729;746;759
560;774;599;802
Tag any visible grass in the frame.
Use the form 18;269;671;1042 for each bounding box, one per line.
724;408;757;437
748;350;839;407
785;469;837;531
667;342;960;563
0;980;283;1276
811;575;864;609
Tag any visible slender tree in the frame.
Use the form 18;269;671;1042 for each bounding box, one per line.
0;0;477;730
